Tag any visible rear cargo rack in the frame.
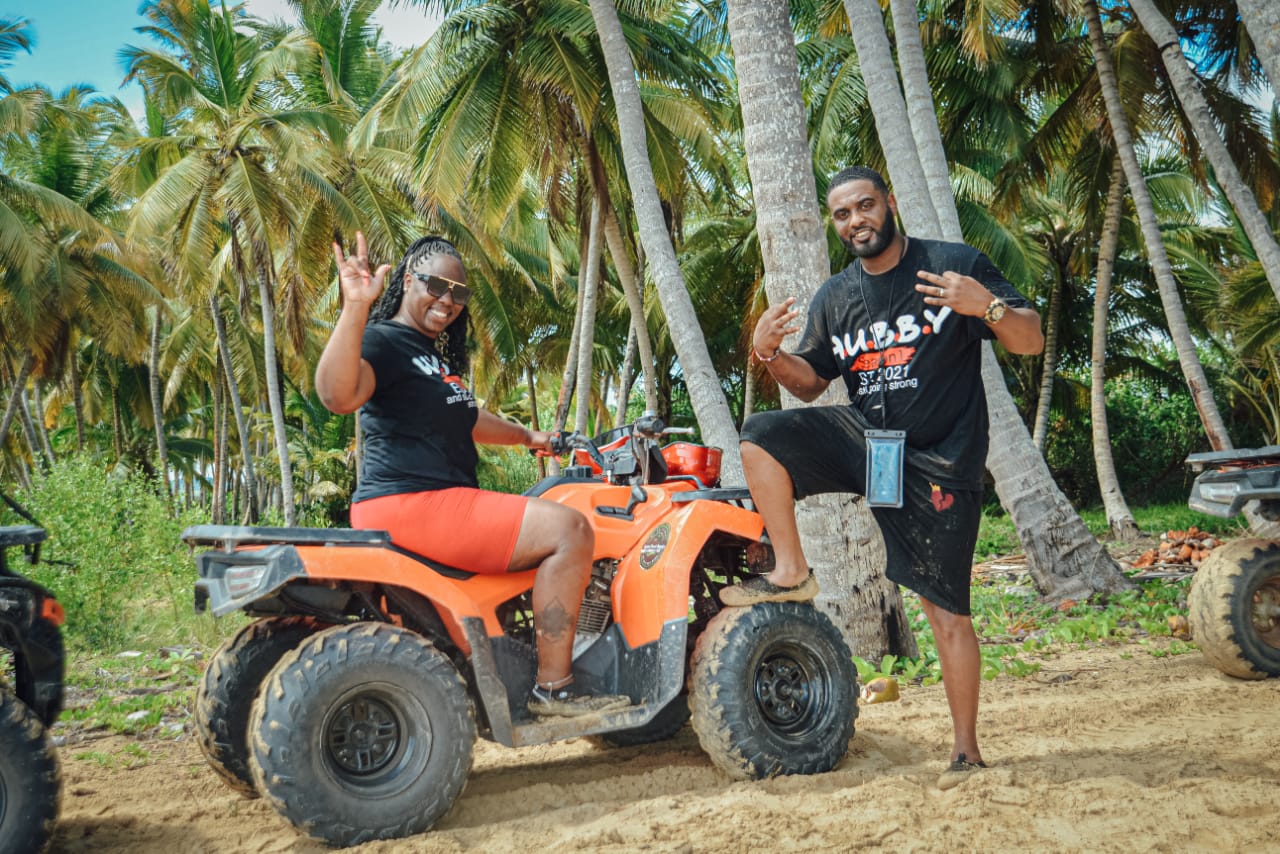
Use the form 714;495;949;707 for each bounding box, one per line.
181;525;392;549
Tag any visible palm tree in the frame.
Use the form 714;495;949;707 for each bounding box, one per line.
1091;160;1141;539
1236;0;1280;95
587;0;742;482
1084;0;1231;450
1127;0;1280;306
123;0;350;523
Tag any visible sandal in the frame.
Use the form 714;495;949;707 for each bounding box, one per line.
719;570;818;607
936;753;987;790
528;678;630;718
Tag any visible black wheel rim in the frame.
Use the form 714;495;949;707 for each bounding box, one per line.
752;639;832;739
1252;572;1280;650
321;683;432;795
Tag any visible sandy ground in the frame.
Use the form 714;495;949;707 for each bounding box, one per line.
44;637;1279;854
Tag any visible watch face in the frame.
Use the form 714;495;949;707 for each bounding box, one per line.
985;299;1007;323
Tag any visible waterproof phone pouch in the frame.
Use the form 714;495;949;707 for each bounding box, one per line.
865;429;906;508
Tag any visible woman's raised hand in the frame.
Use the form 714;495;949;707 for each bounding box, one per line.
333;231;392;309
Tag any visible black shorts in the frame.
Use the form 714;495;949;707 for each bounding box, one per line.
741;406;981;616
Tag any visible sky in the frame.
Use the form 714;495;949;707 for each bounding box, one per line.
1;1;441;116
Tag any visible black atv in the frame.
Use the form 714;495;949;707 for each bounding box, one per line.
0;494;65;853
1185;446;1280;679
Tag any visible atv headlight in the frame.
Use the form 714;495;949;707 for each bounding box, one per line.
226;564;269;599
1199;481;1240;504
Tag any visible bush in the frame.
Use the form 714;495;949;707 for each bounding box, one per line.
4;456;211;651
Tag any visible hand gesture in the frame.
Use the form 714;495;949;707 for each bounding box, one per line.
915;270;991;318
753;297;802;358
332;231;391;310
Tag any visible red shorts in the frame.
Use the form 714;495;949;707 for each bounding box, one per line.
351;488;530;574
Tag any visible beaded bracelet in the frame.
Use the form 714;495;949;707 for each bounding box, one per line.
753;347;781;363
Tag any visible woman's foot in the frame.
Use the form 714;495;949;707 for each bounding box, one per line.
528;679;630;717
719;570;818;607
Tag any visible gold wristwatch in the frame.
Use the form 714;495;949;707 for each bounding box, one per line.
983;296;1008;324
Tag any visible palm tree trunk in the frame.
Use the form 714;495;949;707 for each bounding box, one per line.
30;383;55;465
1236;0;1280;105
1031;266;1064;451
554;271;584;434
575;195;604;435
210;292;258;522
16;390;47;472
615;326;637;427
110;384;124;462
253;268;297;526
603;199;659;414
589;0;743;485
70;350;85;451
1085;0;1232;450
887;0;964;240
724;0;916;659
149;307;172;499
841;0;946;240
0;353;34;452
1091;161;1141;540
214;377;228;524
526;365;547;479
1128;0;1280;306
741;363;755;430
866;0;1132;598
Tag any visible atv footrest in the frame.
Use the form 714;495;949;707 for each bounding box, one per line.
181;525;392;548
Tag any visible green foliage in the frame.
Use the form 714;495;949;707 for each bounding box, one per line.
872;571;1198;687
4;455;214;650
975;509;1019;558
477;445;542;494
1043;377;1211;506
61;648;202;738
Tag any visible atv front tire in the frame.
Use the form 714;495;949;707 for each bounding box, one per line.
689;602;857;780
249;623;475;847
0;685;60;853
1189;538;1280;678
195;617;323;797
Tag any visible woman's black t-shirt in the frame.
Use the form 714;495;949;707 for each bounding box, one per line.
352;321;479;502
791;238;1030;489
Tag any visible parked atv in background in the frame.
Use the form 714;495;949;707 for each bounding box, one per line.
186;415;858;847
1185;446;1280;679
0;494;65;853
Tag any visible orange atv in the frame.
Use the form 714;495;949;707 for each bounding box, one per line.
185;415;857;847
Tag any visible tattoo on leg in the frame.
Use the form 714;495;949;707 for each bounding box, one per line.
536;598;574;641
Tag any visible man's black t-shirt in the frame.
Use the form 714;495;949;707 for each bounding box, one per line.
791;238;1029;489
352;321;479;502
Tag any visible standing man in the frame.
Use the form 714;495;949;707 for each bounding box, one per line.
720;166;1043;788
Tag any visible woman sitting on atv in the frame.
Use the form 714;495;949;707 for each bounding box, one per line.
316;231;629;718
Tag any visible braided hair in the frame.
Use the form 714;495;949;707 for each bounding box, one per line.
369;235;471;372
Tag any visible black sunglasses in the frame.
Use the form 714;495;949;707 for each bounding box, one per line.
411;272;471;306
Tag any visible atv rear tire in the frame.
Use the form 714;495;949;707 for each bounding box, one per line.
195;617;323;797
1189;539;1280;678
249;623;475;847
0;685;60;853
591;692;690;749
689;602;856;780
